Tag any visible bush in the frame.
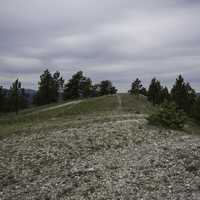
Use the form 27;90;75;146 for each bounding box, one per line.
147;101;186;129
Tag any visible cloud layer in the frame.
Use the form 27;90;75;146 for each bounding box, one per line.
0;0;200;91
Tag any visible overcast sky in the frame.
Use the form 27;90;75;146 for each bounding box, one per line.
0;0;200;91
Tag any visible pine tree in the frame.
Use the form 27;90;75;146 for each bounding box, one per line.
63;71;93;100
171;75;196;114
99;80;117;96
35;69;63;105
129;78;147;97
140;87;147;96
9;79;22;114
129;78;142;96
37;69;54;105
79;77;93;98
185;82;196;113
147;78;162;106
161;87;171;102
52;71;64;102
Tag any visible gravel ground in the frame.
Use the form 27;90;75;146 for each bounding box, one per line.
1;113;200;200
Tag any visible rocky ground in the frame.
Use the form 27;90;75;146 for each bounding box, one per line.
1;110;200;200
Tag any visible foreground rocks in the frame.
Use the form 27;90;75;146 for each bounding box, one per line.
0;114;200;199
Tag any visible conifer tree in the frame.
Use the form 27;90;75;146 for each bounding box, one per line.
161;87;171;102
140;87;147;96
9;79;22;114
99;80;117;96
171;75;196;114
129;78;142;96
63;71;93;100
129;78;147;97
35;69;53;105
147;78;162;106
53;71;64;102
35;69;63;105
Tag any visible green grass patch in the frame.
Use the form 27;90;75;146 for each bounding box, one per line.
0;95;118;138
120;93;154;114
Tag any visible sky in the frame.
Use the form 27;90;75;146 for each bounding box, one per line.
0;0;200;92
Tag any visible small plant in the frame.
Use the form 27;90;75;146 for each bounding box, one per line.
147;101;186;129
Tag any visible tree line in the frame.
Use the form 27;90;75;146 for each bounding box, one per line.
0;70;117;113
129;75;200;123
0;70;199;123
33;70;117;105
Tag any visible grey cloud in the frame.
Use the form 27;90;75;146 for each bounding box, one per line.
0;0;200;91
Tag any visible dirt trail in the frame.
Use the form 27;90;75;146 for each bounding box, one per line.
116;94;122;110
40;100;82;112
26;100;82;115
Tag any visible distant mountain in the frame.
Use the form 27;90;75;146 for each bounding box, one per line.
24;89;37;104
197;93;200;97
2;88;37;104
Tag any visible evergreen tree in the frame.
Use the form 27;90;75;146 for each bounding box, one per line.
140;87;148;96
171;75;196;114
52;71;64;102
63;71;92;100
161;87;171;102
37;69;54;105
9;79;22;114
185;82;196;113
129;78;142;96
79;77;93;98
147;78;163;106
129;78;147;97
35;69;63;105
99;80;117;96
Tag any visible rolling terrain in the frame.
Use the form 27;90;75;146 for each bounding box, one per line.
0;94;200;200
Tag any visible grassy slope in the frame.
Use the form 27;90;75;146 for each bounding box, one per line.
120;93;155;114
0;95;119;138
0;94;199;139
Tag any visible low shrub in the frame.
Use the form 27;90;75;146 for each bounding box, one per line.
147;101;186;129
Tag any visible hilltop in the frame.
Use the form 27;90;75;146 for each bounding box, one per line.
0;94;200;200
